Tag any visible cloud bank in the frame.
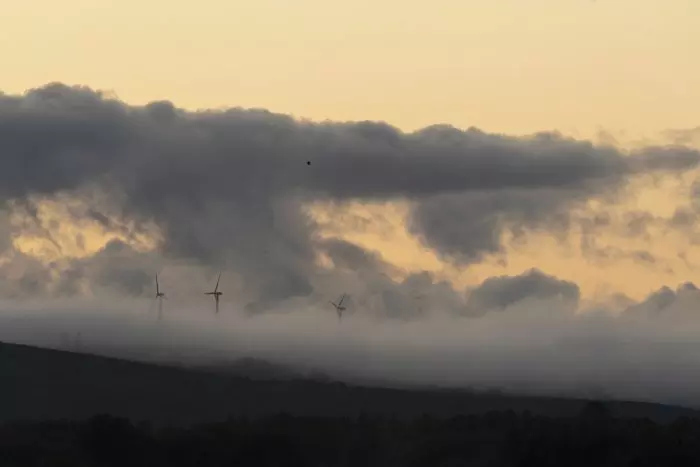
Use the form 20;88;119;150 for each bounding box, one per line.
1;83;699;306
2;278;700;408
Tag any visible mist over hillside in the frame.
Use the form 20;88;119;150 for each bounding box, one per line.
2;340;699;426
3;291;700;410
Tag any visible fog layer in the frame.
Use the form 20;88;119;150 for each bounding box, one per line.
2;279;700;408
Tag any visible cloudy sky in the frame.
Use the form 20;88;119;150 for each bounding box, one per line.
2;0;700;404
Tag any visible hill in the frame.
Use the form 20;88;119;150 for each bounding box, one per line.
1;341;697;424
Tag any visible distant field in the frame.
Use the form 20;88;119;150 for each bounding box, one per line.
1;341;696;424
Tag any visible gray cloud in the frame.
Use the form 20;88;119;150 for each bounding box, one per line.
62;239;155;297
1;83;700;306
625;281;700;315
6;83;700;408
0;250;54;298
408;188;575;264
312;239;461;319
0;208;12;253
465;268;580;315
312;262;581;320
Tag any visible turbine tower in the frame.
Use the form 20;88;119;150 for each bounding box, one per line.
330;293;347;322
155;273;166;320
205;272;223;314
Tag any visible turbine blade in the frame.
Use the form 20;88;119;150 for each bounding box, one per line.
214;272;221;293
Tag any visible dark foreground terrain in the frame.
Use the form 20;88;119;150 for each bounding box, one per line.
4;408;700;466
3;341;700;465
1;341;698;424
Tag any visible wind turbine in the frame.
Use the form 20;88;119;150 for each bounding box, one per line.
205;272;223;314
330;293;347;321
155;273;166;320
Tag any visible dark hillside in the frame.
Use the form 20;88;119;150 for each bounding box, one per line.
1;341;696;424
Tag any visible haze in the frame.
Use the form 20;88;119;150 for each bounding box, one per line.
3;289;700;408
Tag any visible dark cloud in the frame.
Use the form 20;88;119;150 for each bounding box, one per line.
69;239;154;297
0;208;12;253
0;250;55;298
643;286;676;312
0;84;133;199
320;238;399;278
465;268;580;315
622;281;700;317
1;83;700;305
408;188;574;264
314;239;449;319
0;239;158;299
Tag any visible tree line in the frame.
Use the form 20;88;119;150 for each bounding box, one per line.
1;402;699;466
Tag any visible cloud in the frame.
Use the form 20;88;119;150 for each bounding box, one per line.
465;268;580;315
7;82;700;408
408;188;575;264
0;208;12;253
662;126;700;147
1;82;700;310
625;281;700;316
59;239;155;297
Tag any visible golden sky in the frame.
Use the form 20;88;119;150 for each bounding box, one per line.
3;0;699;139
3;0;700;302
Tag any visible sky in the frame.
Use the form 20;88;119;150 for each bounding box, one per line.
2;0;699;138
2;0;700;404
